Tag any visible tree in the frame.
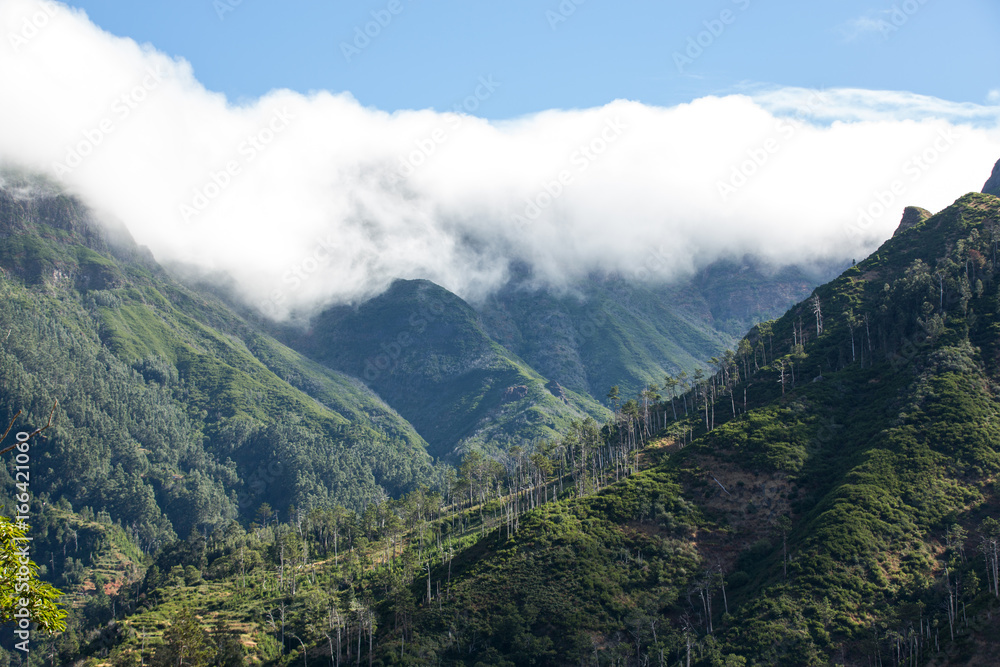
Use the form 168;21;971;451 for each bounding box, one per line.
737;339;753;381
111;650;142;667
777;516;792;581
152;608;214;667
255;503;274;529
757;321;774;365
212;619;247;666
845;309;858;363
606;386;620;412
0;402;56;457
678;371;690;415
1;404;66;638
0;514;67;635
981;517;1000;598
722;349;738;417
640;384;659;438
810;294;823;335
663;374;679;420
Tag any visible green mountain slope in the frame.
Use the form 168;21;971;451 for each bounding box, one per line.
477;261;823;400
286;278;608;459
14;170;1000;666
388;192;1000;664
283;263;820;459
0;175;435;545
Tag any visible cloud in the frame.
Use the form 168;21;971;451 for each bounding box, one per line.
751;86;1000;125
840;15;890;41
2;0;1000;319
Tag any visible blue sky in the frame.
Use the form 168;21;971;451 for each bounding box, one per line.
63;0;1000;118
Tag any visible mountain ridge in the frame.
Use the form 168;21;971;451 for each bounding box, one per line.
381;188;1000;664
283;277;608;459
0;174;438;542
6;162;1000;665
983;157;1000;197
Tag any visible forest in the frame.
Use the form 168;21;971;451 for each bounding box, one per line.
2;187;1000;664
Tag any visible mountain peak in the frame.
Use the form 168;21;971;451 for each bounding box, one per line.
892;205;933;237
983;158;1000;196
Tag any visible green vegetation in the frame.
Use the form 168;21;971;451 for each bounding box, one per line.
4;174;1000;664
287;278;610;459
0;514;66;635
378;192;1000;664
0;183;438;553
478;262;824;402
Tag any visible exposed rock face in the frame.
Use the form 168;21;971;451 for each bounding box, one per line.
893;206;932;237
546;380;570;405
504;385;529;401
0;178;150;286
983;158;1000;197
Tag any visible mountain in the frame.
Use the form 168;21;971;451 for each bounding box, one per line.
0;166;917;665
0;167;823;535
281;261;824;459
283;278;607;459
55;182;1000;667
387;189;1000;664
0;172;437;546
894;205;934;236
478;261;825;400
983;157;1000;197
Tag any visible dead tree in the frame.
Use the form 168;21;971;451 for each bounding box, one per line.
0;400;57;456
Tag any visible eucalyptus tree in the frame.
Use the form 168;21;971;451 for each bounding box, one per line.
662;374;679;420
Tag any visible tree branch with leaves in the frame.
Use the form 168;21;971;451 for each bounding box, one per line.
1;400;66;635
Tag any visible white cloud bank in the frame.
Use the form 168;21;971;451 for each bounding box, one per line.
2;0;999;318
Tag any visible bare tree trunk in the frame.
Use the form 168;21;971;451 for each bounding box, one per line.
703;388;710;431
865;314;872;366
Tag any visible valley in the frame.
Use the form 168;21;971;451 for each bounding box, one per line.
2;167;1000;665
